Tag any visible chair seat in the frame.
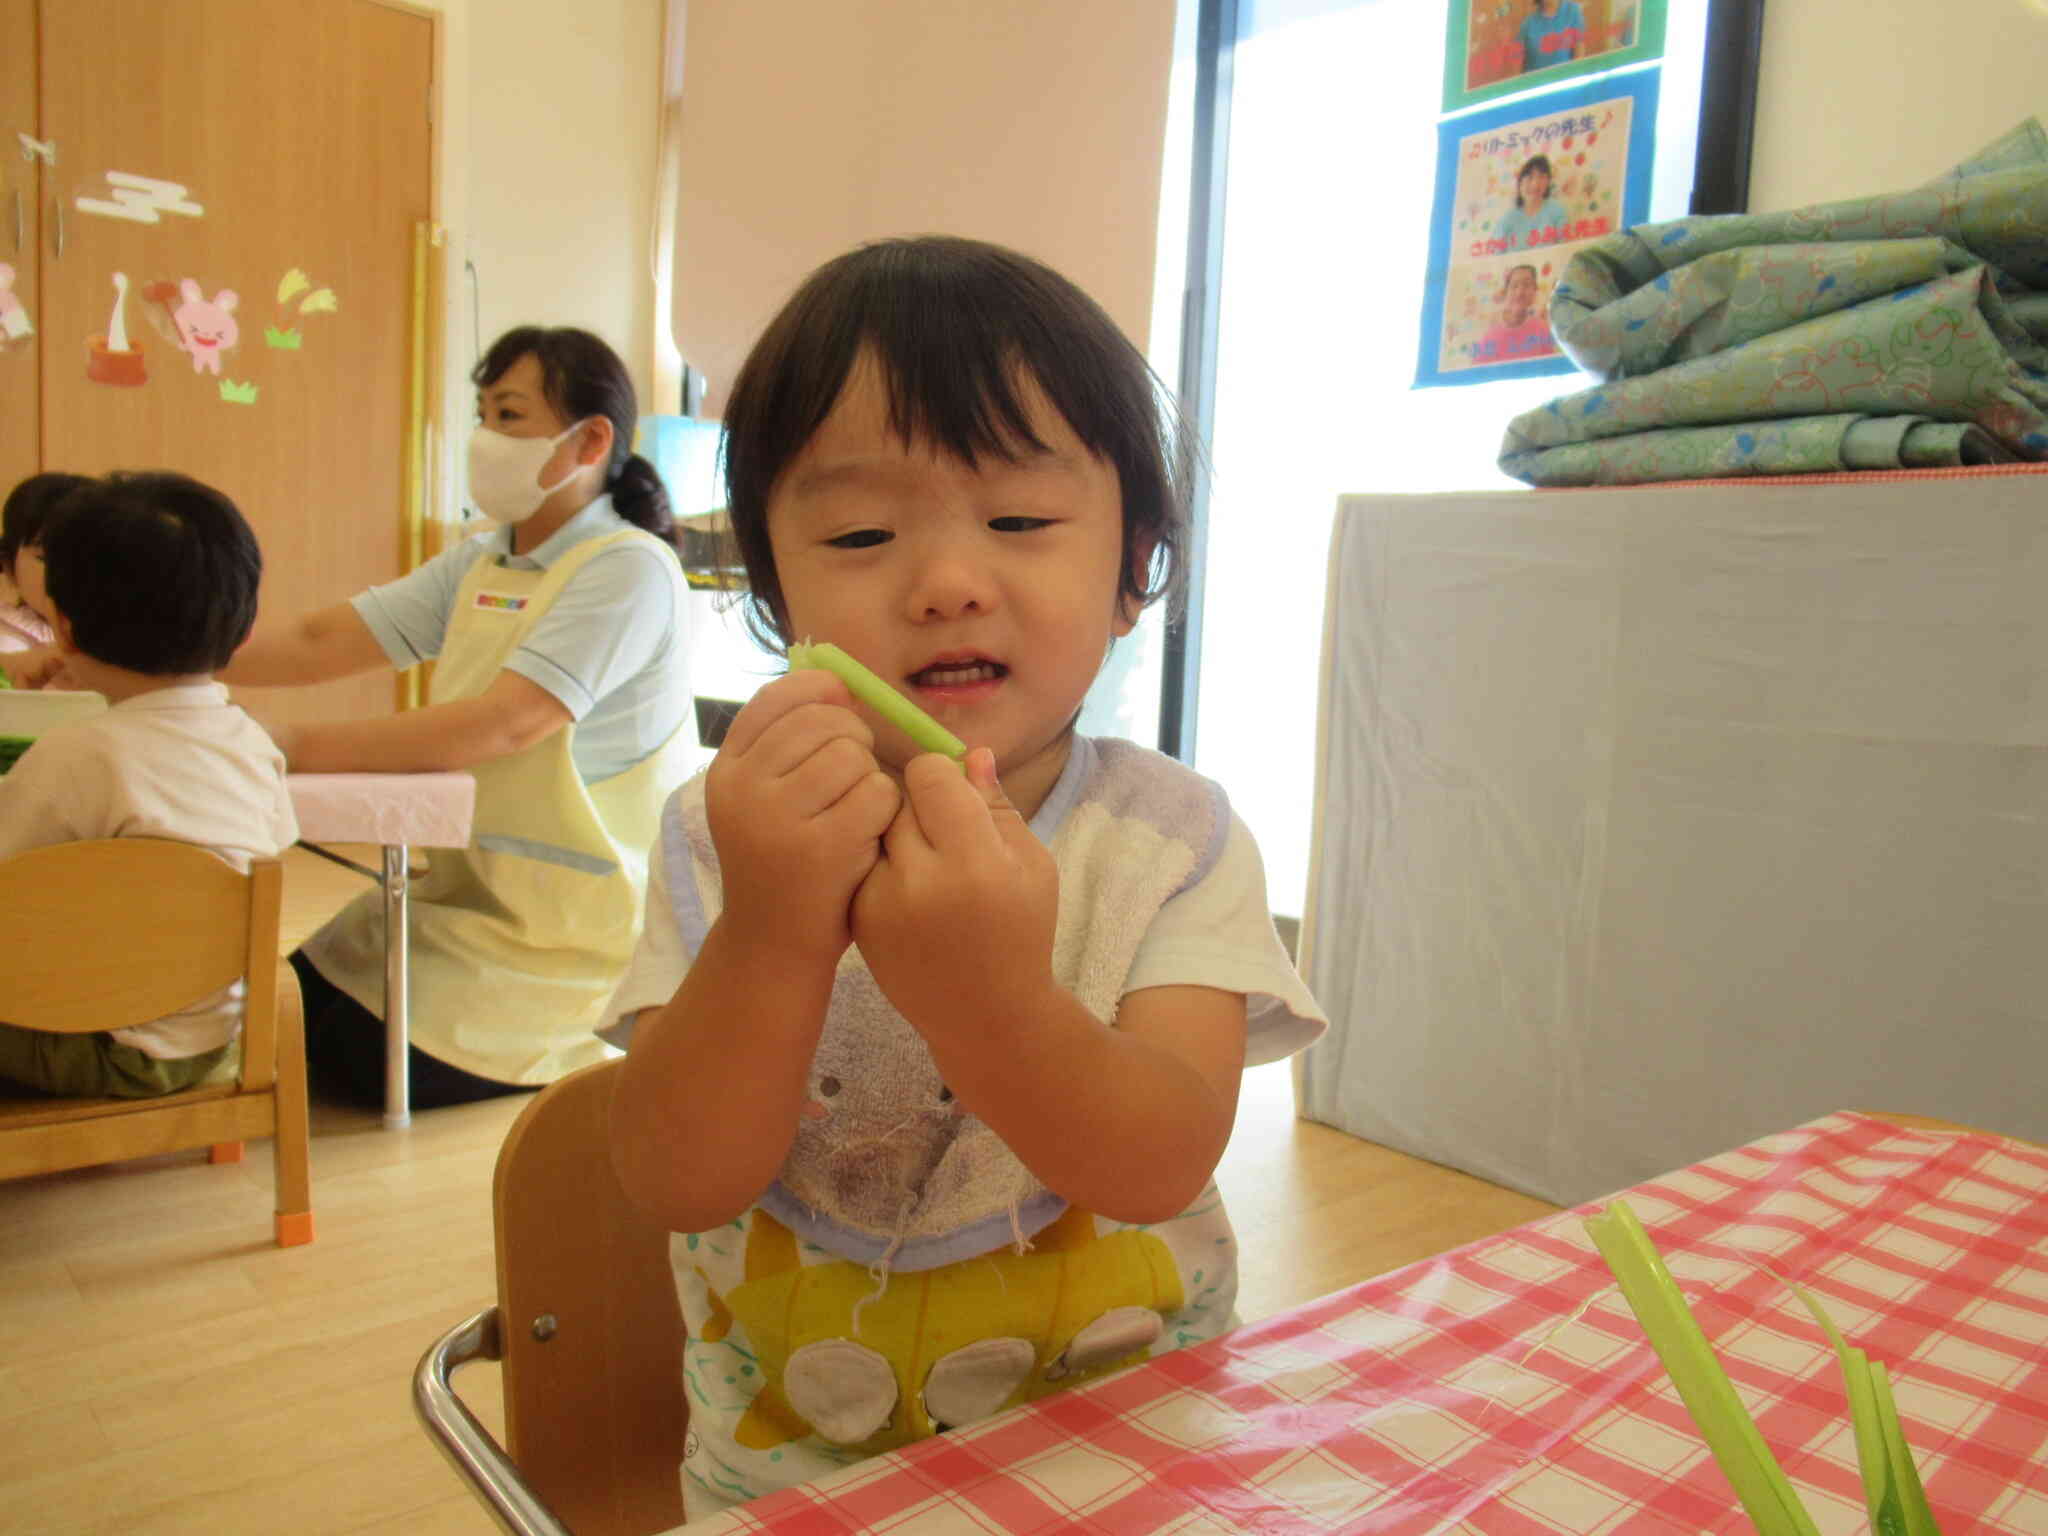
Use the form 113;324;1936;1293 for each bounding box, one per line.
0;1079;239;1132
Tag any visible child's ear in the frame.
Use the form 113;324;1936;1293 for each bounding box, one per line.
1113;537;1158;636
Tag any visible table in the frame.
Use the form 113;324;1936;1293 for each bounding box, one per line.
678;1112;2048;1534
286;772;475;1128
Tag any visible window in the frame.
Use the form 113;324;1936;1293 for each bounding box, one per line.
1163;0;1759;915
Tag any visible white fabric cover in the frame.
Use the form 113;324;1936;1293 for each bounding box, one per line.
286;772;476;848
1298;474;2048;1206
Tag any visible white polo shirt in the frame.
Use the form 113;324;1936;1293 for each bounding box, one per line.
0;683;299;1057
350;497;689;783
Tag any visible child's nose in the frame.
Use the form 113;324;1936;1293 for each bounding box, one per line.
906;541;996;622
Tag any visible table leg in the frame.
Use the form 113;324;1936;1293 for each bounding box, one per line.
383;843;412;1128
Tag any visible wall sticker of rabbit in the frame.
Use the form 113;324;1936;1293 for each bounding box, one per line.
170;279;240;375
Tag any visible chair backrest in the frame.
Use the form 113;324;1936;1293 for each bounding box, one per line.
0;838;282;1091
495;1058;687;1536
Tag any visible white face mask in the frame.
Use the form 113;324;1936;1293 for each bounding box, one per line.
466;420;591;525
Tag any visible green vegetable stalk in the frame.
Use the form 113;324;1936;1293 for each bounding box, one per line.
787;640;967;761
1584;1199;1943;1536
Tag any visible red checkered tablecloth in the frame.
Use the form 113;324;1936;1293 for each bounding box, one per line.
675;1113;2048;1534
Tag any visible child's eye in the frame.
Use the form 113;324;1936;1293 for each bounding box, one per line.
827;529;891;549
990;516;1054;533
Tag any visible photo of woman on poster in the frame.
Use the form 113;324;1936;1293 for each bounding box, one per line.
1445;0;1660;110
1495;155;1571;250
1417;70;1659;385
1518;0;1588;74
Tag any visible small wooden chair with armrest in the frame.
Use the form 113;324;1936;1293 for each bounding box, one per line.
0;837;313;1247
416;1057;686;1536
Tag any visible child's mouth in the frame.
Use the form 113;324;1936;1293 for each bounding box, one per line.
910;659;1006;689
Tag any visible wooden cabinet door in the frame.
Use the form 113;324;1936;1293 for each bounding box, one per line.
0;0;38;495
38;0;432;723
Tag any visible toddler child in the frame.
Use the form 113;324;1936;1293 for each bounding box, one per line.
605;236;1326;1517
0;471;88;668
0;472;298;1097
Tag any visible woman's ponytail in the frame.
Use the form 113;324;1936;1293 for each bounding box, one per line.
607;451;679;553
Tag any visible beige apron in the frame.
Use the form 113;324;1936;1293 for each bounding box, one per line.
306;529;691;1084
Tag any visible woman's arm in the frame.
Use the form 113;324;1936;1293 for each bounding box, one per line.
275;669;571;772
222;602;390;687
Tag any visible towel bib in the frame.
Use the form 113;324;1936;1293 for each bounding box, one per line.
664;735;1229;1269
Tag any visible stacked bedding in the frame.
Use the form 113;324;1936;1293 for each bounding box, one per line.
1501;120;2048;485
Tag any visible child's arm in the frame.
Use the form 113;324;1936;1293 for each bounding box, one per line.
610;669;903;1233
851;751;1248;1225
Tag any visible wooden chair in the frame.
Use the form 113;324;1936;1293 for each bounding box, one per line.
0;837;313;1247
415;1057;685;1536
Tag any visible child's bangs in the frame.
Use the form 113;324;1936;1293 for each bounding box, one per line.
865;319;1066;467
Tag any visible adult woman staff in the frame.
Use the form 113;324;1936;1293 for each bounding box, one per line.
1494;155;1570;252
227;326;693;1109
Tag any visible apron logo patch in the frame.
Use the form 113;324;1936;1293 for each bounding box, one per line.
473;591;530;612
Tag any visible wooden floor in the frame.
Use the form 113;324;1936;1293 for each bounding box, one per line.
0;847;1557;1536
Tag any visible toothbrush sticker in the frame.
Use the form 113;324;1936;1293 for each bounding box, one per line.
85;271;147;386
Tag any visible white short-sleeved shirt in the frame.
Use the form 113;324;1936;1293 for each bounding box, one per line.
350;496;688;783
603;739;1326;1519
605;800;1324;1068
0;683;299;1057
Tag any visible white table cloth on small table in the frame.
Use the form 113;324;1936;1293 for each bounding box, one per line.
286;772;476;1128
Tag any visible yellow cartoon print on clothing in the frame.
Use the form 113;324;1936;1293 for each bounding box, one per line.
693;1206;1184;1452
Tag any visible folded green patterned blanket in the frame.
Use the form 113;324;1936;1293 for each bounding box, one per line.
1501;120;2048;485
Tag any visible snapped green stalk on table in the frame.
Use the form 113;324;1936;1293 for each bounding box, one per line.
1584;1199;1943;1536
787;640;968;762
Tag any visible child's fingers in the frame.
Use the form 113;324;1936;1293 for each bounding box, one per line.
965;746;1039;856
717;669;856;761
897;750;1007;859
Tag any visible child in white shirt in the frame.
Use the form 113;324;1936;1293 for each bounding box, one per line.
0;471;86;665
0;472;298;1097
606;237;1325;1517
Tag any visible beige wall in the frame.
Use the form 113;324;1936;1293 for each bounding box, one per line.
400;0;664;521
1749;0;2048;210
669;0;1179;418
466;0;663;402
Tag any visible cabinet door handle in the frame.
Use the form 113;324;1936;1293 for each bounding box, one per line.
10;189;19;254
52;195;63;258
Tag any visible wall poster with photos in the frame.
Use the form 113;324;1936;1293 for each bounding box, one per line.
1416;67;1659;388
1446;0;1668;112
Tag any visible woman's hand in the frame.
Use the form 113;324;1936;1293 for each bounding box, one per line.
706;668;902;970
850;747;1061;1040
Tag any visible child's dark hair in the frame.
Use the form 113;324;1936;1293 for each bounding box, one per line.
472;327;679;555
1;472;92;574
720;235;1196;649
41;472;261;675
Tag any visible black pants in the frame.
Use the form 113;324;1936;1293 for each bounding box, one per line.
289;950;539;1113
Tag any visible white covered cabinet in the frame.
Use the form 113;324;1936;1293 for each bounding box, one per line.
1298;470;2048;1205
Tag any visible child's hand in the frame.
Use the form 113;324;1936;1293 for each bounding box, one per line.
851;746;1060;1037
705;668;901;966
0;645;66;690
